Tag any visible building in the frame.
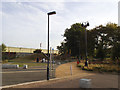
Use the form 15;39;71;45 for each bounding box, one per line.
5;47;58;54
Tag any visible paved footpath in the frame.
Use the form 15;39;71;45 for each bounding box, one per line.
3;62;119;88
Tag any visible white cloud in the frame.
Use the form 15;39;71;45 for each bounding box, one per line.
1;0;120;2
2;2;46;48
2;2;118;49
0;2;2;45
2;2;68;49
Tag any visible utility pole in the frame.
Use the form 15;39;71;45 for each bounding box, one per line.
47;11;56;80
81;22;89;67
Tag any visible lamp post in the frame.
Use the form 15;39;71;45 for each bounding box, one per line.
77;40;80;62
81;22;89;67
47;11;56;80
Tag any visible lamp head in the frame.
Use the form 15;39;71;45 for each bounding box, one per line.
48;11;56;15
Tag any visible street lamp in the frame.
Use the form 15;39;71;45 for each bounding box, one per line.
76;40;80;62
47;11;56;80
81;22;89;67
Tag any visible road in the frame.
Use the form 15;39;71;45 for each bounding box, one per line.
2;62;119;88
2;66;56;86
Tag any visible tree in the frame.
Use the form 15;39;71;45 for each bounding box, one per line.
90;23;119;61
111;26;120;61
34;49;42;53
57;42;66;55
0;43;6;52
58;22;119;62
96;44;105;61
111;43;120;60
63;23;86;57
87;30;96;57
57;23;96;59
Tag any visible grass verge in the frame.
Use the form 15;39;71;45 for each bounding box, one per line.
77;62;120;74
10;62;47;67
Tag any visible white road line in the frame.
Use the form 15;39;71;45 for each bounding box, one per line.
1;69;55;73
1;78;60;88
1;74;95;88
1;70;47;74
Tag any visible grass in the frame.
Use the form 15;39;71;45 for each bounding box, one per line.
9;53;46;62
10;62;47;67
2;53;47;67
78;62;120;73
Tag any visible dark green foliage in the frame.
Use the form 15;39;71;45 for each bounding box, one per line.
2;52;16;60
57;23;86;58
0;43;6;52
96;44;105;61
34;49;42;53
57;22;120;62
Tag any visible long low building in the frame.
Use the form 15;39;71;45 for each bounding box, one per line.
5;47;58;54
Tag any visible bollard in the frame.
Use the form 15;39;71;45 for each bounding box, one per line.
79;79;91;88
16;65;19;69
57;62;61;65
23;65;28;69
70;65;72;76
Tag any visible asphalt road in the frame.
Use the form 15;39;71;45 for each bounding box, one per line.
2;66;56;86
1;62;119;88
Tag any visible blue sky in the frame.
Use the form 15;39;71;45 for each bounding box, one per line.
1;0;119;50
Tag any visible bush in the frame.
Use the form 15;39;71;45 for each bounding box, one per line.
34;49;42;53
2;60;8;63
78;62;119;73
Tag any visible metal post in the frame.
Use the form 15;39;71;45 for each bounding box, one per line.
8;47;10;60
70;64;72;76
47;11;56;80
50;47;52;77
81;22;89;67
47;15;50;80
85;28;88;66
52;48;54;77
79;41;80;62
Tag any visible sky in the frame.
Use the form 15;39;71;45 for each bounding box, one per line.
1;0;119;50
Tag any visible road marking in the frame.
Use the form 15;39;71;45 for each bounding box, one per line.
1;74;95;88
1;70;46;74
1;78;60;88
1;69;55;74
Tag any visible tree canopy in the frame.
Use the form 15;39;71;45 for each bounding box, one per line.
0;43;6;52
57;22;120;61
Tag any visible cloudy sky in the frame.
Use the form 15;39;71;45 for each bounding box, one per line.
1;0;119;50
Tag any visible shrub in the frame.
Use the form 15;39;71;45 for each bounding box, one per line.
2;60;8;63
